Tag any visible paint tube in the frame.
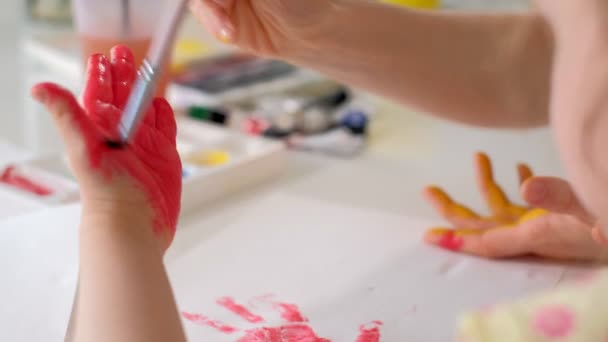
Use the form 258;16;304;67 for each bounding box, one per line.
0;164;79;203
287;128;366;157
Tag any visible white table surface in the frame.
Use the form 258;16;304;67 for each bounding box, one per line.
0;121;597;342
2;1;596;341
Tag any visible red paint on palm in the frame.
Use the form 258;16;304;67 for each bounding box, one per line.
217;297;265;323
437;231;464;251
32;45;182;243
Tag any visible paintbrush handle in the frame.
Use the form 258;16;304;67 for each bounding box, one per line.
118;0;188;143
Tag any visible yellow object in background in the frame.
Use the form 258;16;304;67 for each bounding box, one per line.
381;0;440;9
187;150;231;167
171;39;211;74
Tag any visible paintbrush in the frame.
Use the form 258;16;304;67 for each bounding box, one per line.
114;0;188;145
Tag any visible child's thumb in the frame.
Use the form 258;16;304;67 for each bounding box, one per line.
521;176;595;225
31;83;99;157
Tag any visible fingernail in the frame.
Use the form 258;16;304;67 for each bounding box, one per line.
218;25;234;44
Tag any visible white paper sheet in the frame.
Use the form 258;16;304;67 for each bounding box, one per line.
168;194;574;342
0;194;590;342
0;205;80;342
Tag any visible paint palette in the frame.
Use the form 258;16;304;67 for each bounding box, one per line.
0;118;286;216
0;156;79;205
177;117;287;215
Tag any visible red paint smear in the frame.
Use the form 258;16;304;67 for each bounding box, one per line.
237;324;331;342
31;45;182;246
275;303;308;323
217;297;265;323
0;166;53;196
437;231;464;251
355;321;383;342
181;311;239;334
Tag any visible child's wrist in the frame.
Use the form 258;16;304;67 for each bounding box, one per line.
81;201;154;233
80;200;173;252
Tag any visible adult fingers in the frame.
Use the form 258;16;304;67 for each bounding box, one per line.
191;0;236;43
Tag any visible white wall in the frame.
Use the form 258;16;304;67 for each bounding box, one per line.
0;0;23;144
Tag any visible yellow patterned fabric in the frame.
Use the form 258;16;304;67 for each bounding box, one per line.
458;270;608;341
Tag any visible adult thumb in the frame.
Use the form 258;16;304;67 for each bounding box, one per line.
521;176;595;225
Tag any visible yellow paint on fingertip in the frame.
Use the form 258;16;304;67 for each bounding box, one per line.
187;150;231;167
454;229;484;237
427;228;482;237
449;205;480;220
517;208;549;224
428;228;452;236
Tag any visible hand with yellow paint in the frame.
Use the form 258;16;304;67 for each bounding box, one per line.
424;152;608;262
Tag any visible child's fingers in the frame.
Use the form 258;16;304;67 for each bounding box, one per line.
517;163;534;186
423;186;496;229
475;152;516;220
82;54;114;115
32;83;100;162
110;45;136;110
425;226;528;258
521;176;595;225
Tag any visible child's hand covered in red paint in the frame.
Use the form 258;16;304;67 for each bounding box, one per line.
31;45;182;251
423;152;608;262
189;0;332;57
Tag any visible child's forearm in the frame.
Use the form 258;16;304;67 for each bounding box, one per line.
285;1;553;128
74;210;185;342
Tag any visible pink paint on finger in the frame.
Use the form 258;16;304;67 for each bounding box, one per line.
217;297;265;323
355;321;383;342
237;324;331;342
181;311;239;333
437;231;464;251
275;303;309;323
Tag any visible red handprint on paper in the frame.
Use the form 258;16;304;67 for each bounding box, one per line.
182;295;382;342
